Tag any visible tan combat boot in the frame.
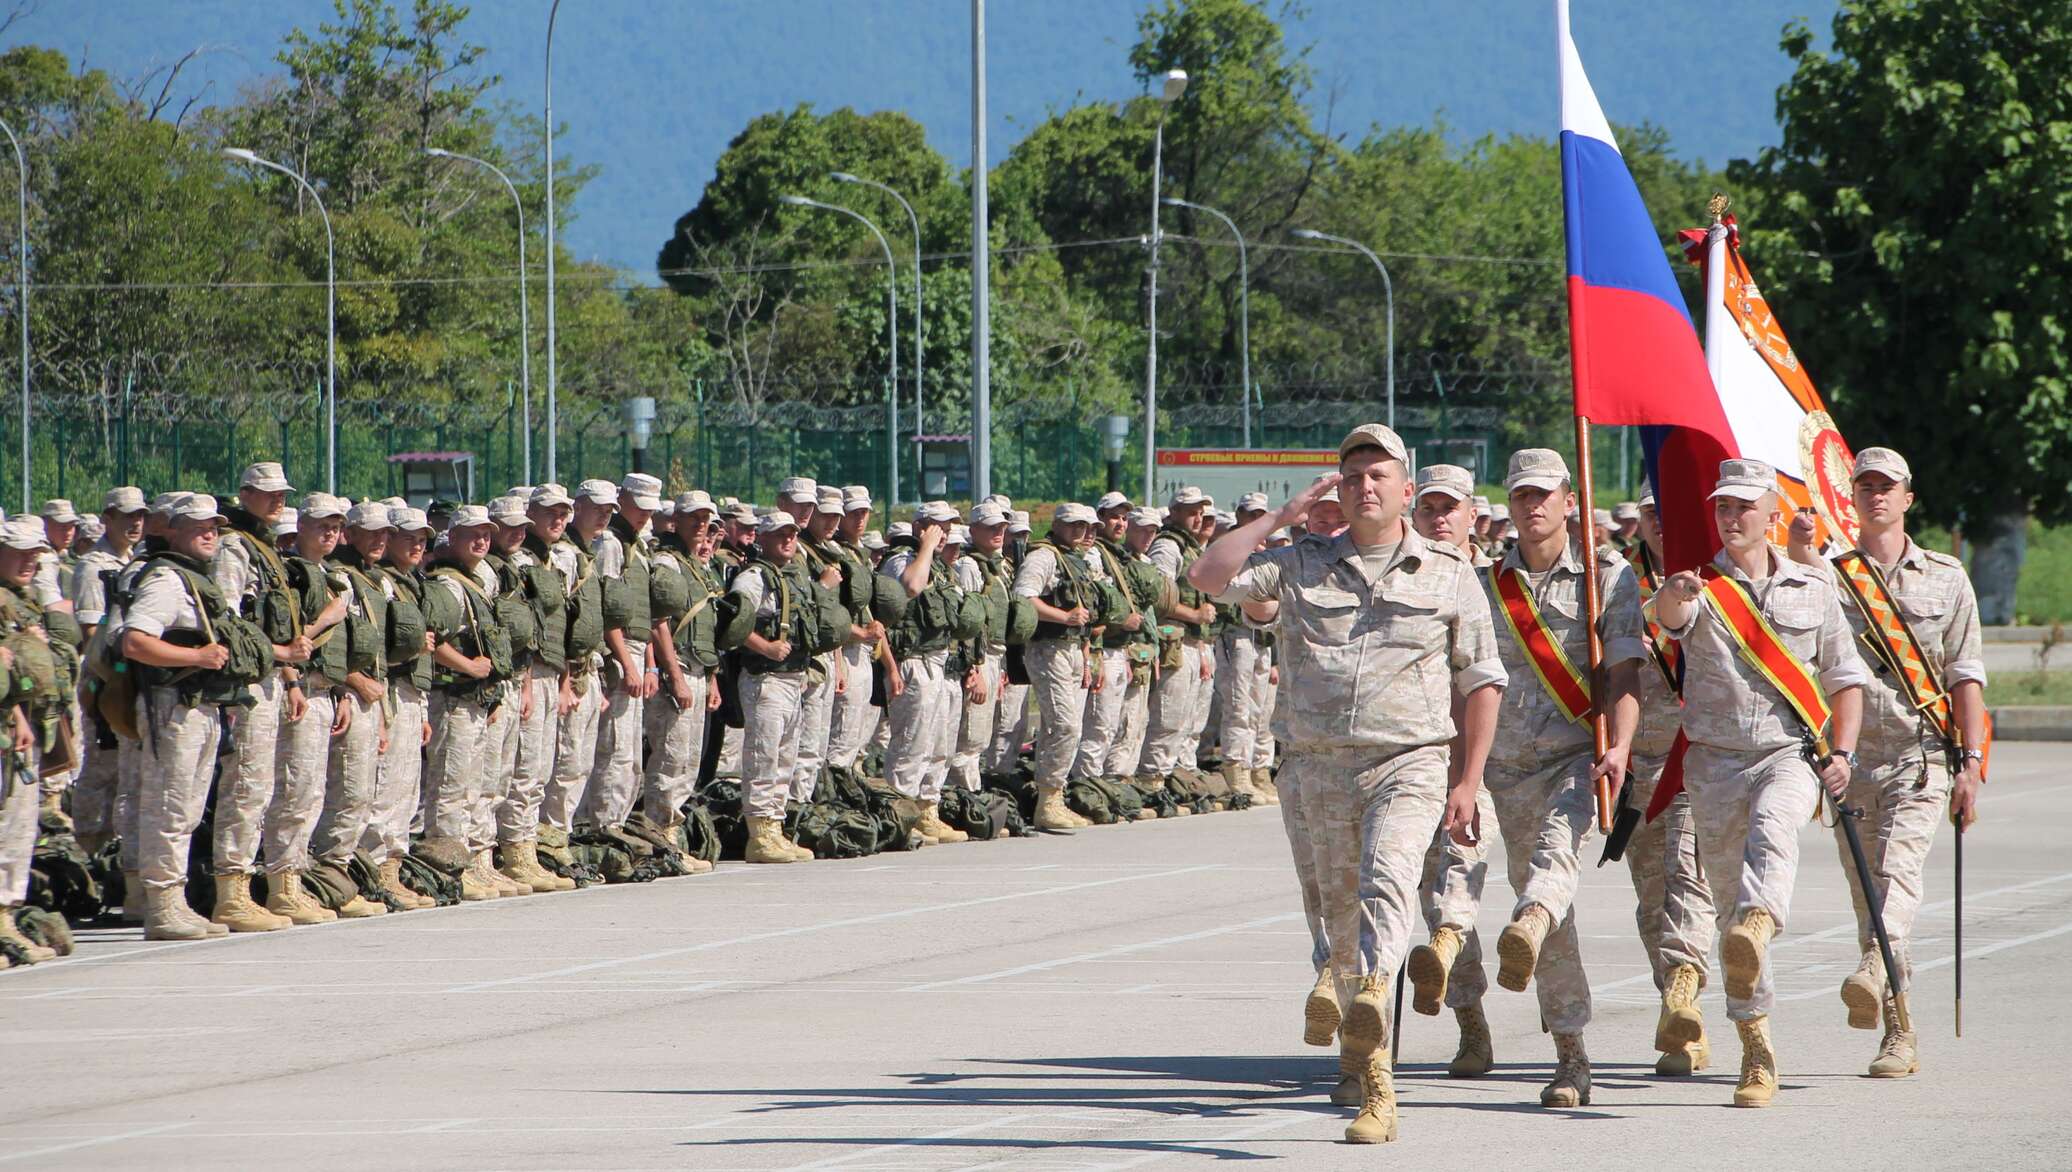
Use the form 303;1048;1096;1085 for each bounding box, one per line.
1657;963;1705;1051
477;850;530;898
1304;966;1340;1047
1867;997;1918;1078
209;873;290;933
1251;767;1279;805
1722;908;1777;1001
914;803;969;844
265;871;338;924
1541;1033;1591;1107
333;888;389;918
1497;904;1553;992
1222;763;1260;804
782;829;816;862
1657;1031;1710;1075
1340;972;1389;1059
1344;1052;1397;1144
1733;1015;1777;1107
1331;1047;1364;1106
745;816;802;863
39;787;71;832
455;850;502;900
1840;948;1885;1030
120;870;146;925
143;884;214;941
1449;1002;1494;1077
1408;926;1463;1016
0;906;56;963
1033;790;1086;831
1139;775;1187;816
499;841;572;893
377;857;433;910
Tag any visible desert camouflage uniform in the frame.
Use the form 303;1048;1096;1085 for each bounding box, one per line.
120;560;221;894
1141;528;1209;778
1013;542;1103;796
542;537;601;830
579;521;648;827
69;539;141;855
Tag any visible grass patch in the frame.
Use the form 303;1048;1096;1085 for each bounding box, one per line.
1989;671;2072;707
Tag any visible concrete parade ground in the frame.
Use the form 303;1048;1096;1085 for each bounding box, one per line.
2;745;2069;1171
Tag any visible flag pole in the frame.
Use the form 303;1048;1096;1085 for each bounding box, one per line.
1574;412;1613;832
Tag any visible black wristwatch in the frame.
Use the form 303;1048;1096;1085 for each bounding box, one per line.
1834;748;1858;768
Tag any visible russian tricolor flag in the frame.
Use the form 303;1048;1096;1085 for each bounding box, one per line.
1558;0;1737;573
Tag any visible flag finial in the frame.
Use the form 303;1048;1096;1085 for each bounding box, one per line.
1707;192;1730;223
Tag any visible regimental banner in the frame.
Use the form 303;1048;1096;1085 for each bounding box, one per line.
1680;214;1858;549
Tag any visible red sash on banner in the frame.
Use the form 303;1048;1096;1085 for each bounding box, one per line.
1645;567;1834;821
1490;563;1593;724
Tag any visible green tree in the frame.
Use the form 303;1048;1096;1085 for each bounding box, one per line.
1733;0;2072;621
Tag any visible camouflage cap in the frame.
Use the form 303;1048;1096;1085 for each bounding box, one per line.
347;500;395;530
240;461;293;492
1709;458;1778;502
388;505;433;533
722;502;757;524
946;524;970;545
1611;501;1640;522
488;495;531;527
299;492;349;520
529;482;574;509
675;489;717;515
169;493;228;524
447;504;493;530
859;530;888;551
1126;506;1161;528
1095;491;1132;513
575;479;620;506
1414;464;1474;502
0;517;51;551
969;501;1009;527
619;473;663;509
38;499;81;524
1505;448;1570;493
1167;485;1209;508
886;521;913;540
1337;422;1409;463
102;486;148;514
915;500;959;524
1853;446;1911;484
1008;510;1030;534
778;476;818;504
1235;491;1269;514
1054;502;1098;525
755;511;799;535
841;485;874;513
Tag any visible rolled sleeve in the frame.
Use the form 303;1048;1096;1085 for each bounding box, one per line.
119;572;184;639
1208;548;1284;607
1147;538;1183;581
1944;574;1987;688
1598;562;1647;667
1449;567;1506;695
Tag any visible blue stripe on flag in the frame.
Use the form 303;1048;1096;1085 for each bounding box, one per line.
1559;130;1692;324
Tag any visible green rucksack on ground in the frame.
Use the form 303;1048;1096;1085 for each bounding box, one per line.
398;851;461;906
29;813;102;923
787;800;882;859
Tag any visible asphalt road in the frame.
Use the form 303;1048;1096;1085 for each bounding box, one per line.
3;745;2069;1171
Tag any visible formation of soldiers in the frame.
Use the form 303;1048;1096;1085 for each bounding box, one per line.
0;434;1985;1147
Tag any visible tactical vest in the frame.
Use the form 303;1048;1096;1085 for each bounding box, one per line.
598;517;653;643
521;533;570;672
670;549;723;671
791;543;852;656
128;552;275;704
735;555;811;675
328;548;389;682
429;562;512;704
1092;538;1154;650
285;555;349;687
649;545;692;629
1029;540;1098;643
1154;526;1210;638
381;564;433;690
968;550;1012;648
224;509;304;647
884;542;965;659
484;551;540;664
560;535;607;662
0;585;59;713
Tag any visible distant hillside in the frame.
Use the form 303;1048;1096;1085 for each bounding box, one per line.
12;0;1834;274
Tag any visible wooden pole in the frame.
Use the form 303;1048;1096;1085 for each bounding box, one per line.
1574;412;1613;832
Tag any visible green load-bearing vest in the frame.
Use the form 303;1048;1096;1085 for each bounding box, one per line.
1154;525;1210;638
126;552;276;704
327;547;389;681
285;555;349;688
520;533;570;671
598;517;652;643
560;536;607;662
882;542;970;660
730;554;811;675
670;548;723;671
1029;538;1096;644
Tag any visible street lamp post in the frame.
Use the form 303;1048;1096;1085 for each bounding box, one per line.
1162;195;1249;447
781;194;900;504
1142;68;1188;501
426;148;532;482
226;147;337;492
969;0;992;500
831;171;923;447
0;118;28;512
1292;227;1394;431
543;0;564;482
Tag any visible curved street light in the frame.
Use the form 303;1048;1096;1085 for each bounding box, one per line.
1162;195;1251;446
1291;227;1395;431
781;194;901;505
1142;68;1188;499
0;117;27;512
427;147;533;482
542;0;565;482
226;147;337;492
831;171;924;444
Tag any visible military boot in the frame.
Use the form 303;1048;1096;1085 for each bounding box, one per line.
1541;1033;1591;1107
265;871;338;924
1033;790;1087;831
1733;1015;1778;1107
1222;763;1260;804
914;803;969;844
745;816;803;863
39;787;71;832
1840;948;1885;1030
0;906;56;963
1722;908;1777;1001
209;873;290;933
1656;1031;1710;1075
142;885;214;941
377;857;433;910
1330;1048;1364;1106
334;889;389;918
1449;1003;1494;1077
659;816;715;874
1140;775;1187;816
1251;767;1280;805
1657;963;1705;1051
455;850;502;900
1867;997;1918;1078
478;850;530;897
120;870;146;925
782;829;816;862
1497;904;1553;992
1340;972;1389;1059
1344;1052;1397;1144
499;841;572;893
1409;926;1463;1016
1304;966;1340;1047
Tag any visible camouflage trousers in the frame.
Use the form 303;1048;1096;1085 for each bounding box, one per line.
364;680;425;864
313;689;383;869
640;671;708;823
542;670;602;830
135;688;220;892
1140;638;1205;776
1484;749;1598;1034
826;642;878;769
1026;640;1089;793
951;651;1004;792
473;686;521;854
1623;760;1716;987
1295;742;1451;1026
983;680;1029;773
71;732;142;869
1833;745;1947;984
581;649;647;828
424;692;493;843
1685;742;1822;1021
213;674;288;875
1418;784;1498;1008
1107;674;1152;778
262;690;335;876
790;653;839;803
740;669;805;820
1072;648;1131;782
496;668;560;845
886;653;957;802
0;742;40;902
1275;762;1330;973
1218;631;1275;771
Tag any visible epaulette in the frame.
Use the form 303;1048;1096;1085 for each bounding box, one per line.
1425;541;1467;563
1920;548;1965;571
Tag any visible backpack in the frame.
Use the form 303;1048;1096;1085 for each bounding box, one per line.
398;850;462;906
937;785;1019;841
787;799;882;859
28;815;102;923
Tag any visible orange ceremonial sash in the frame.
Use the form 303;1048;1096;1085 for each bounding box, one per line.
1490;563;1593;723
1699;568;1833;740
